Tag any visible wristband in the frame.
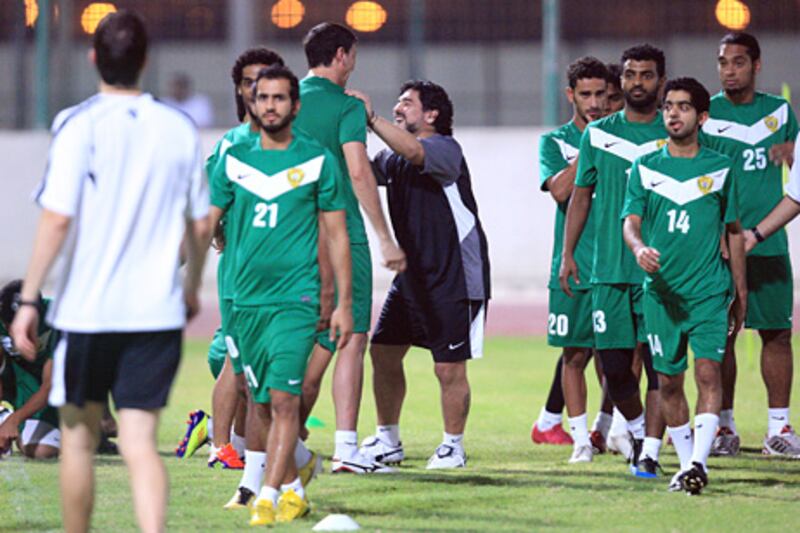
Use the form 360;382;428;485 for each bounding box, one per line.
17;300;41;311
751;227;765;243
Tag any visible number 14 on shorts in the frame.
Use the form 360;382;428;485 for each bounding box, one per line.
647;334;664;357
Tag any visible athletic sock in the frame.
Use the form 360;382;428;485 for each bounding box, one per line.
294;439;312;468
206;417;214;439
568;413;590;448
667;423;694;471
691;413;720;470
536;407;562;431
208;444;220;460
280;477;305;500
609;408;627;436
768;407;790;437
334;430;358;460
591;411;613;438
719;408;737;434
626;413;646;440
231;432;246;458
377;424;401;447
257;485;279;507
642;436;662;461
241;450;267;493
443;432;464;453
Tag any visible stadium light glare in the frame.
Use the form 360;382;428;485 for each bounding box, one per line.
81;2;117;35
345;1;387;33
24;0;39;28
715;0;751;30
271;0;305;29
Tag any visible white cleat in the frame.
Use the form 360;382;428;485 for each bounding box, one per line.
762;425;800;459
331;452;396;474
359;435;405;465
568;444;594;464
607;431;633;459
426;444;467;469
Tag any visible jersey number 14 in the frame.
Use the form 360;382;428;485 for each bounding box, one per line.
253;202;279;228
666;209;690;234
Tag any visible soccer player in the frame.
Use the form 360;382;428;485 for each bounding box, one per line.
208;65;353;526
535;57;608;462
11;11;210;533
623;77;747;494
560;44;668;477
701;32;799;457
349;80;490;469
605;63;625;115
293;22;405;474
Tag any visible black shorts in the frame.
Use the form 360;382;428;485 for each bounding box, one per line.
50;330;182;410
371;284;487;363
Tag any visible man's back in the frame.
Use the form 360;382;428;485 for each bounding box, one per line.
36;93;207;332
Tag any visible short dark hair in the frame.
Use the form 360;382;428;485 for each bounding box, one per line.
303;22;358;69
720;32;761;62
93;10;147;87
567;56;609;89
0;280;42;327
663;77;711;115
231;47;285;122
606;63;622;91
254;65;300;104
399;80;454;136
621;44;666;78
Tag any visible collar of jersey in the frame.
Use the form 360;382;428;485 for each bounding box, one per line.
302;75;344;93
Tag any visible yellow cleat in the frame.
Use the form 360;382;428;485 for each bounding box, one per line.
249;498;277;526
276;489;310;523
299;450;323;487
224;486;255;510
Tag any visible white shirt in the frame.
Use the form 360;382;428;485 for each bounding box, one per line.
785;131;800;202
162;94;215;128
35;93;209;332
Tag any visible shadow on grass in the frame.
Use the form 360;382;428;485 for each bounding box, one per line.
0;521;61;532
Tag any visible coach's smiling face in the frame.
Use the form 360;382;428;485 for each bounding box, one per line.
393;89;438;136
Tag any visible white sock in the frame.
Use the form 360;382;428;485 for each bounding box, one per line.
208;444;220;460
377;424;401;446
443;432;464;451
568;413;590;448
768;407;790;437
231;432;246;458
537;407;562;431
206;417;214;438
718;408;736;433
257;485;279;507
294;438;313;468
642;436;662;461
241;450;266;493
609;408;627;436
667;423;694;471
280;477;305;499
691;413;720;469
591;411;613;438
626;413;646;440
334;430;358;460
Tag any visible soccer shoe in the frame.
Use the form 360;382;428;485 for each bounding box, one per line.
224;486;255;510
331;452;396;474
607;431;633;458
276;489;310;523
531;423;573;445
249;498;277;526
299;450;323;487
679;462;708;496
634;456;663;479
359;435;405;465
762;425;800;458
628;438;643;475
426;444;467;469
175;410;209;458
589;430;607;455
710;426;740;457
667;470;684;492
208;443;245;469
568;444;593;464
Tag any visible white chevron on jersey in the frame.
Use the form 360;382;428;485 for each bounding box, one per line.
225;154;325;201
590;128;667;162
553;137;579;163
702;103;789;146
219;138;233;157
639;164;729;206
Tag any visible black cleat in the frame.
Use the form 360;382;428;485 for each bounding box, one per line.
680;462;708;495
634;456;663;479
628;436;644;475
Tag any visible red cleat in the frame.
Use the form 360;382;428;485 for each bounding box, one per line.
209;443;245;469
590;430;607;454
531;423;574;445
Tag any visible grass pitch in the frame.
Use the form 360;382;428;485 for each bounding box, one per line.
2;336;800;532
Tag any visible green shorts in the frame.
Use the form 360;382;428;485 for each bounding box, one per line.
643;290;730;376
234;303;318;404
317;243;373;353
591;283;646;350
207;327;227;379
220;298;244;375
745;254;793;330
547;288;594;348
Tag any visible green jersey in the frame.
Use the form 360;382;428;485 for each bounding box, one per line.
210;135;346;306
539;121;595;291
575;110;669;284
294;75;368;245
622;146;738;300
701;91;799;256
206;123;261;300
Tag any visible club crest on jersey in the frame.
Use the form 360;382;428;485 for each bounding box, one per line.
287;168;305;188
764;115;779;133
656;138;668;149
697;175;714;194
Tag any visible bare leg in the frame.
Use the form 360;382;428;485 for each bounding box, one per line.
299;344;334;439
332;333;369;431
562;348;591;417
760;329;793;408
58;403;103;533
720;331;738;412
695;359;723;415
22;443;59;459
212;356;239;446
245;383;268;452
369;343;410;425
434;361;470;434
261;392;300;490
658;373;689;428
594;354;613;415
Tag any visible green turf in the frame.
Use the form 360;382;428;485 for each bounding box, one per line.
2;335;800;532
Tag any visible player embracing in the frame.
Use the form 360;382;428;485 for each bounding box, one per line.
623;77;747;494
